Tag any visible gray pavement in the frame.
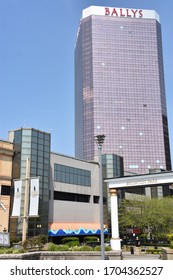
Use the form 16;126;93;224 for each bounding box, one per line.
122;252;161;260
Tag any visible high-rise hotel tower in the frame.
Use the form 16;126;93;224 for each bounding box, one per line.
75;6;171;174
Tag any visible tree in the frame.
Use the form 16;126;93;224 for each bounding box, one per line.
118;195;173;239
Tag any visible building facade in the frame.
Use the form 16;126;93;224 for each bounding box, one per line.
49;152;103;240
8;128;51;239
75;6;171;175
7;127;109;240
0;140;13;233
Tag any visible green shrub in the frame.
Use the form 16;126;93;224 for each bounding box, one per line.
94;245;111;251
94;246;101;251
12;249;21;254
61;237;79;247
36;235;48;245
12;248;26;254
48;243;69;251
79;245;93;251
170;241;173;249
167;234;173;242
18;248;26;254
5;248;14;254
55;245;70;251
84;236;98;243
0;248;5;254
72;246;81;251
0;246;27;254
48;242;59;251
22;235;47;250
67;241;80;247
105;246;111;251
30;235;47;246
146;248;162;254
154;233;167;241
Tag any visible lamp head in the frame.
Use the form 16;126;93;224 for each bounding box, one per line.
94;134;106;147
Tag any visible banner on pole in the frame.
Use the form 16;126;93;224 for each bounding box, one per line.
29;178;39;216
0;232;10;246
12;180;22;217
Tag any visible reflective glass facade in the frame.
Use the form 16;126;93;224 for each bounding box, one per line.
75;10;171;174
10;128;51;238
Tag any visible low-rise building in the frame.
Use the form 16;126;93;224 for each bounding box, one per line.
49;152;103;241
0;140;14;233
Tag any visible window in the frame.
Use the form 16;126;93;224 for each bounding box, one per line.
94;196;99;204
1;186;11;196
54;191;90;203
54;164;91;187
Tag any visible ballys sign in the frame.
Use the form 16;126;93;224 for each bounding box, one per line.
105;7;143;18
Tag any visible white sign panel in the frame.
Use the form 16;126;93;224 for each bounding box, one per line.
82;6;160;22
12;180;22;217
106;172;173;189
29;178;39;216
0;232;10;246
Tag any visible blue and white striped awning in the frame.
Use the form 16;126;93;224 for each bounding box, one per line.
49;222;108;236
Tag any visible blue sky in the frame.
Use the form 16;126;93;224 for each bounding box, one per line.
0;0;173;163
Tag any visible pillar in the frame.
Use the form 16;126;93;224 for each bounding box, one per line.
110;188;121;251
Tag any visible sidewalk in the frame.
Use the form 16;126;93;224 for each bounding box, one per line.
122;251;161;260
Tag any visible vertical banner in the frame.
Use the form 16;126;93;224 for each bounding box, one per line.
29;178;39;216
0;232;10;246
12;180;22;217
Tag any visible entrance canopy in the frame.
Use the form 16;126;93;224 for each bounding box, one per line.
105;171;173;189
104;171;173;251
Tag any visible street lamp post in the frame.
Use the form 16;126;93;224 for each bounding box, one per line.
94;134;105;260
22;157;30;243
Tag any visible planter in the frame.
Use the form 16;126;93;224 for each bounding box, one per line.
0;250;122;260
161;247;173;260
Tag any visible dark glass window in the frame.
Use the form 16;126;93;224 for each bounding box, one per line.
94;196;99;204
1;186;11;196
54;164;91;187
54;191;90;203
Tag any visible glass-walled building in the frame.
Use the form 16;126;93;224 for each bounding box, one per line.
9;128;51;239
75;6;171;175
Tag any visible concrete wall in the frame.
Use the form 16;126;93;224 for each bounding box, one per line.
49;153;100;224
0;196;10;232
0;251;122;260
0;140;13;232
0;140;13;183
162;248;173;260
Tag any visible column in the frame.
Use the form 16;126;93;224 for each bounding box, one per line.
110;188;121;251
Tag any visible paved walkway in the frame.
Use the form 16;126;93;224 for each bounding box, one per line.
122;252;161;260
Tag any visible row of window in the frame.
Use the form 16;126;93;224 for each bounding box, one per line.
54;164;91;187
54;191;99;204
